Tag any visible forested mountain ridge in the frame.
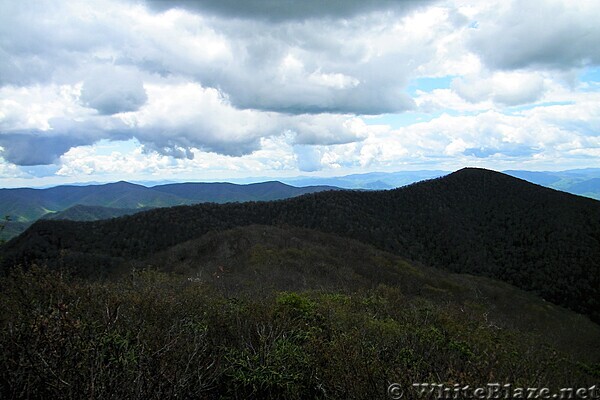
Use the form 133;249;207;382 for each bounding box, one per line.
39;181;334;223
0;180;337;222
0;181;336;240
151;181;337;202
0;181;177;222
2;168;600;322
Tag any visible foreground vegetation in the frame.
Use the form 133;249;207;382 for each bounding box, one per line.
1;266;597;400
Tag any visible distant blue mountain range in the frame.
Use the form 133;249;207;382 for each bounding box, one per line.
502;169;600;200
279;170;448;190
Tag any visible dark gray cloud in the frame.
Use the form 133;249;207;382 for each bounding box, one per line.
228;81;415;115
80;66;148;115
0;118;132;165
0;133;93;165
145;0;435;22
140;136;261;158
469;0;600;70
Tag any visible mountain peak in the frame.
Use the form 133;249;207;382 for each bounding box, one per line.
440;167;542;190
451;167;503;176
104;180;140;188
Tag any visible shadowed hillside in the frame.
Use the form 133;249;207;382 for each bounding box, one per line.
145;224;600;358
43;205;148;221
3;168;600;321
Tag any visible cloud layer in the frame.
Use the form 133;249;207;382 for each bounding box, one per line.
145;0;434;22
469;0;600;70
0;0;599;184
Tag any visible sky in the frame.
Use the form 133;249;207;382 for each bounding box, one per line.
0;0;599;188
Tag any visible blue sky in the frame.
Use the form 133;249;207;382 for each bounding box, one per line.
0;0;599;187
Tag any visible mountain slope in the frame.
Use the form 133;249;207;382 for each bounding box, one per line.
74;181;184;209
146;225;600;358
0;181;337;240
0;182;184;222
3;168;600;321
42;205;147;221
